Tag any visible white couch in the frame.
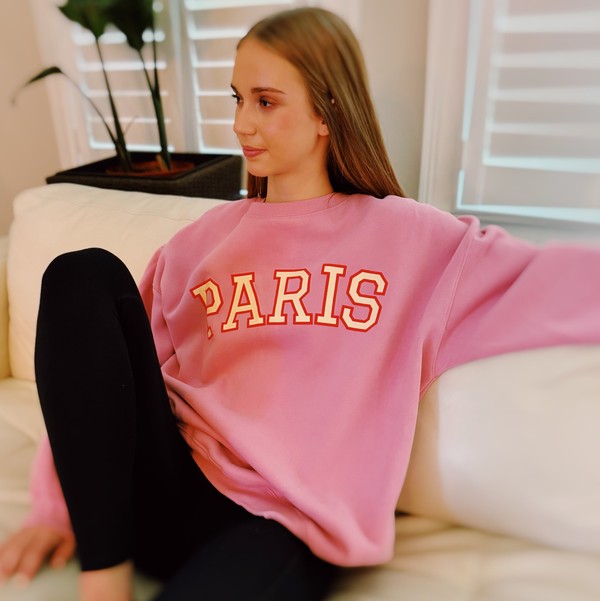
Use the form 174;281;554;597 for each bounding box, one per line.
1;183;599;601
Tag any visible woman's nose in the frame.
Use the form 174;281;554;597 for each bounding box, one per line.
233;105;255;136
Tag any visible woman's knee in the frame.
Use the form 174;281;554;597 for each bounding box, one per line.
41;248;135;298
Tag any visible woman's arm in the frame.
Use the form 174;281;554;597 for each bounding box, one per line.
0;436;74;584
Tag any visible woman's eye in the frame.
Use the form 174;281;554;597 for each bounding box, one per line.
231;94;241;104
259;97;273;108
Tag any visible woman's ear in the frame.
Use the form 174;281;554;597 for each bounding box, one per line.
318;118;330;137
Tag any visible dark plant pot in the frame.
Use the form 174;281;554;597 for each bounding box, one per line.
46;152;244;200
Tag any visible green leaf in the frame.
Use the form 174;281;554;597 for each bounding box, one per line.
11;66;66;104
23;66;65;86
58;0;119;40
107;0;154;51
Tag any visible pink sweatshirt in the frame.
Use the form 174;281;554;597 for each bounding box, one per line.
27;193;600;565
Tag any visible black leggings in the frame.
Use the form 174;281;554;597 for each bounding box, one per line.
34;248;336;600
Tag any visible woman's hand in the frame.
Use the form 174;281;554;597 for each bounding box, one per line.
0;525;75;587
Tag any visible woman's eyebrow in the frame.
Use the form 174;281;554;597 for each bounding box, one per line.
252;86;286;95
230;84;286;95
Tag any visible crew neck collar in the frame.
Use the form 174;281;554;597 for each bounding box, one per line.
245;192;347;217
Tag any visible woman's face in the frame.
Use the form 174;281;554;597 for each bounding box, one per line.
231;38;331;201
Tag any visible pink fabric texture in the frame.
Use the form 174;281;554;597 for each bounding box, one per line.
27;194;600;566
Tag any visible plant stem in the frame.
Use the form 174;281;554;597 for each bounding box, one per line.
138;49;171;171
95;38;134;172
151;18;171;171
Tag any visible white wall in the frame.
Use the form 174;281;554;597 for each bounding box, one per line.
359;0;428;200
0;2;61;234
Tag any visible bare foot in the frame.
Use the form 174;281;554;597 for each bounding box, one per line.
80;560;134;601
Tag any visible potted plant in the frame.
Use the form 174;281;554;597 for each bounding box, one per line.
14;0;242;198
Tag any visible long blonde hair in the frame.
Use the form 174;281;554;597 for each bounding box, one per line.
238;7;405;199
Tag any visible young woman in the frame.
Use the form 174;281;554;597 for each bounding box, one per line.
1;7;599;601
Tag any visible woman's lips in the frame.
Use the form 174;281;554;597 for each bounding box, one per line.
242;146;266;159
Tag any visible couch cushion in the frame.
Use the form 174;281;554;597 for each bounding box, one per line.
330;516;600;601
7;184;225;381
398;345;600;553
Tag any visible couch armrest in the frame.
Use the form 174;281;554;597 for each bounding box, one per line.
0;237;9;378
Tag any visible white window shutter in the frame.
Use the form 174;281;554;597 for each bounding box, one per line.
421;0;600;231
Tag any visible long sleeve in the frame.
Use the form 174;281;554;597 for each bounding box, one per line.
22;435;72;536
433;217;600;378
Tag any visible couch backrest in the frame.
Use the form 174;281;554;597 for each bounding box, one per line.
8;183;224;382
